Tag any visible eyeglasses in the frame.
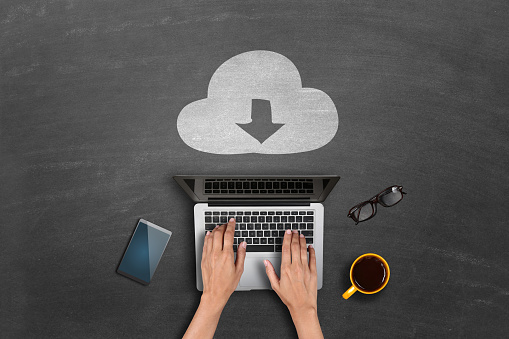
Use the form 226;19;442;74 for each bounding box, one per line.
347;185;406;224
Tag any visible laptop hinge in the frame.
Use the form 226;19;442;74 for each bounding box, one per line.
208;200;311;207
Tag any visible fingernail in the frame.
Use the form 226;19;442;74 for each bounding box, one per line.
300;234;304;238
241;241;247;249
229;218;235;222
286;229;291;234
293;230;298;234
264;260;268;267
309;244;313;249
206;231;210;236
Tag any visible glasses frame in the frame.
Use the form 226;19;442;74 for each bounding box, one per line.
347;185;406;225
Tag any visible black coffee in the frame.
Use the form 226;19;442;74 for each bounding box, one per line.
352;256;387;292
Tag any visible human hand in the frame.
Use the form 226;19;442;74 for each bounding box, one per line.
265;229;323;339
201;218;247;311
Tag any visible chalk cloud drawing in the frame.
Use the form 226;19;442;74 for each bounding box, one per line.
177;50;338;154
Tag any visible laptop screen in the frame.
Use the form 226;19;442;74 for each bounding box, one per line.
174;175;339;203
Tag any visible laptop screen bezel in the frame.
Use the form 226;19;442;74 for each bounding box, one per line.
173;175;340;203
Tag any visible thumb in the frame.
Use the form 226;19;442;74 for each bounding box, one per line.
235;241;247;274
264;260;280;290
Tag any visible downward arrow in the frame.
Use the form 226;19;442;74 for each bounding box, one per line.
237;99;284;144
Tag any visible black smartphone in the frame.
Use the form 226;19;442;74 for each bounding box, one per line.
117;219;172;285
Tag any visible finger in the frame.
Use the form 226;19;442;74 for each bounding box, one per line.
291;230;301;264
202;231;210;255
264;259;280;291
223;218;236;251
212;224;226;251
205;230;213;256
299;233;308;266
308;245;317;275
281;229;292;266
235;241;247;274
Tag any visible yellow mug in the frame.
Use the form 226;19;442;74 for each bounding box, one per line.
342;253;390;300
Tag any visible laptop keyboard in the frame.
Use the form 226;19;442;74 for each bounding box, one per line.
204;210;314;252
203;179;314;195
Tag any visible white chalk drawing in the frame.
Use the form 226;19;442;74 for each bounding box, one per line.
177;50;338;154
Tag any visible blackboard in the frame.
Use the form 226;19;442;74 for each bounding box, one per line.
1;0;508;337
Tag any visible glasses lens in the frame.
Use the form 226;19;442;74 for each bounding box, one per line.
379;186;402;206
358;202;375;222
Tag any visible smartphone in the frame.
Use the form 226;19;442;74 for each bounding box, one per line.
117;219;172;285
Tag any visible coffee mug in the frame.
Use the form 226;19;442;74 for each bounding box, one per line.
342;253;390;299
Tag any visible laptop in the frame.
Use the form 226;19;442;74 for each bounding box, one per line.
174;175;339;291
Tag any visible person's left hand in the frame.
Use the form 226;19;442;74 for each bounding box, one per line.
201;218;246;311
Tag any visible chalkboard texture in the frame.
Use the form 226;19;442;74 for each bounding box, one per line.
1;0;508;338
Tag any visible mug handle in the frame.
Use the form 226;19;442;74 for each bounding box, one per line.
342;285;357;299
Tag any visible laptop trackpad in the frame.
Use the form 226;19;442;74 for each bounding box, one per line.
239;257;281;289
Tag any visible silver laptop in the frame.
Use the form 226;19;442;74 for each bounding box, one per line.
174;175;339;291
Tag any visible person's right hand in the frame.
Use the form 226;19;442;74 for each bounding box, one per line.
264;229;317;314
264;229;323;339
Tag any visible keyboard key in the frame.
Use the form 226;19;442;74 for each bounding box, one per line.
307;223;314;229
257;231;263;237
270;223;276;229
292;224;298;230
246;245;274;252
205;216;212;222
275;245;282;252
283;211;290;215
205;224;215;230
246;238;252;244
277;223;283;229
296;216;302;222
245;212;251;215
249;231;255;237
299;223;307;229
275;238;282;244
252;211;259;215
274;216;280;222
306;238;313;244
262;223;269;230
303;216;314;222
279;231;285;237
307;211;314;215
247;224;254;230
281;216;287;222
276;211;282;215
291;211;298;215
220;216;227;223
221;211;228;215
213;216;219;223
268;238;274;244
261;238;267;244
237;212;244;215
271;231;279;237
213;182;219;189
213;211;220;215
205;211;212;215
233;245;238;251
289;216;295;222
268;211;275;215
234;231;240;237
304;183;313;189
264;231;271;237
260;211;267;215
266;216;273;222
253;238;259;244
238;238;245;243
255;224;261;230
240;224;246;230
242;231;248;237
285;223;291;230
302;231;313;237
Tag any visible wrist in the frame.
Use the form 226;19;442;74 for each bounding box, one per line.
289;306;318;323
200;293;226;315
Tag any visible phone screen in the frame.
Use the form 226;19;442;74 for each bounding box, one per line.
117;219;172;285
